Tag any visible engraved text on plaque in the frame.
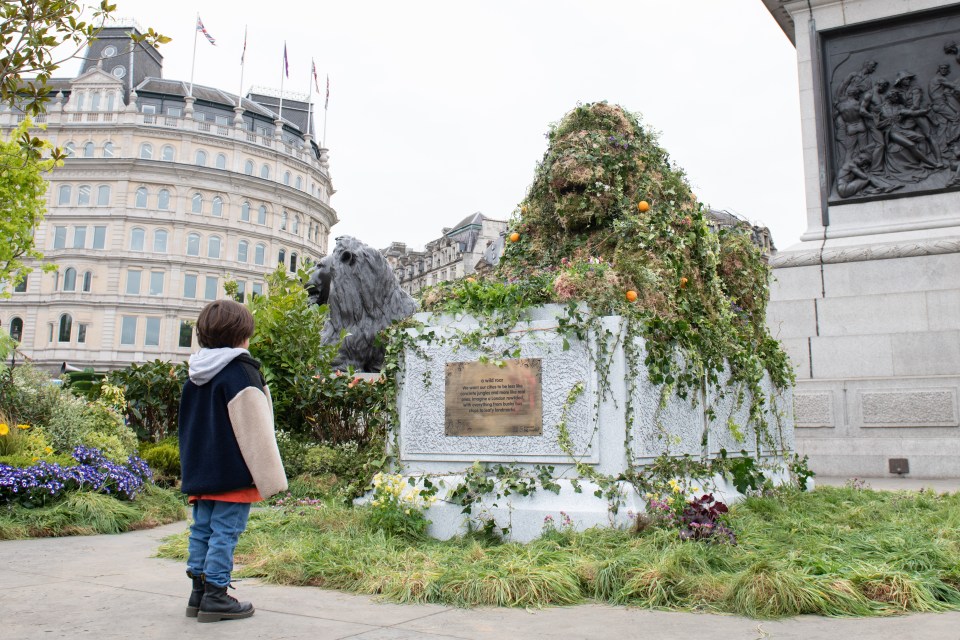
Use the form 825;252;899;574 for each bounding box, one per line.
444;359;543;436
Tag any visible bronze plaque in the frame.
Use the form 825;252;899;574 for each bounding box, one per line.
445;359;543;436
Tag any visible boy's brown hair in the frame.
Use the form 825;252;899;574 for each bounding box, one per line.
195;300;255;349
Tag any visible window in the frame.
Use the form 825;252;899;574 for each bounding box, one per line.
93;226;106;250
216;115;229;126
212;196;223;217
129;228;145;251
103;141;114;158
63;267;77;292
161;145;175;162
293;216;301;235
195;150;207;166
149;271;164;296
135;187;147;208
260;164;269;179
145;317;161;346
126;269;141;295
83;142;95;158
204;276;217;300
308;222;313;242
157;189;170;210
106;92;115;111
141;104;156;115
53;270;59;291
9;317;22;342
207;236;221;259
179;320;193;348
82;270;91;292
97;185;110;206
194;112;206;122
183;274;197;299
283;171;290;185
13;275;27;293
167;106;182;117
295;176;302;190
191;193;203;214
289;252;298;273
186;233;200;256
58;185;71;205
77;185;91;206
139;143;152;159
252;282;263;298
58;314;72;342
90;92;100;111
280;211;287;231
234;281;245;303
237;240;248;263
72;226;86;249
240;201;250;222
77;324;87;343
120;316;137;345
278;249;286;266
216;153;227;169
64;142;75;157
257;205;267;225
53;226;67;249
153;229;168;253
76;92;85;110
244;160;254;175
254;243;265;265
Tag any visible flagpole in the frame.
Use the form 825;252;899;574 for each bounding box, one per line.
237;25;247;109
322;74;329;148
188;12;199;97
306;59;314;138
278;42;286;121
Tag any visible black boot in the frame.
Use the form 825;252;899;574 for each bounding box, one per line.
196;581;255;622
185;571;204;617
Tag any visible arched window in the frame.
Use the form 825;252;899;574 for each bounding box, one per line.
280;211;287;231
211;196;223;217
186;233;201;256
129;227;145;251
58;314;72;343
106;92;115;111
289;252;298;273
244;159;254;175
135;187;147;208
161;145;175;162
153;229;168;253
254;243;266;265
216;153;227;169
308;222;313;242
63;267;77;292
83;142;95;157
208;236;221;259
76;92;85;110
9;317;22;342
192;193;203;214
278;248;286;266
237;240;248;263
293;216;301;235
283;171;291;185
77;185;91;206
295;176;302;190
103;141;114;158
64;142;75;157
195;150;207;166
139;142;153;159
257;205;267;225
90;91;100;111
97;185;110;206
157;189;170;210
58;185;71;205
260;164;269;179
82;270;92;292
240;201;250;222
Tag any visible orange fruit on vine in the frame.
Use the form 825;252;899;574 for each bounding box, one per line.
509;232;520;243
637;200;650;213
679;277;689;289
466;277;476;283
626;290;638;302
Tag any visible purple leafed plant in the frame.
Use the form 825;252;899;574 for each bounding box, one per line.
678;493;737;545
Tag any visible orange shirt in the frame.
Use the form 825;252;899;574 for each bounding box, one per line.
189;486;262;504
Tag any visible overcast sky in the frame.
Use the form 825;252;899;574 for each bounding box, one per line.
70;1;806;252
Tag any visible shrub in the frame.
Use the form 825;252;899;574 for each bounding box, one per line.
105;360;187;442
0;363;62;429
43;393;137;461
367;472;437;539
139;438;181;479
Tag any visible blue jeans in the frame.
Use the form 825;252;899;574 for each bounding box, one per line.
186;500;252;587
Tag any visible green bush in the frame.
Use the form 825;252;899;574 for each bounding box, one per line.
0;363;62;429
105;360;187;442
44;393;137;461
139;438;181;478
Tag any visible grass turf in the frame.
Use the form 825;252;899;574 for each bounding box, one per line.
156;486;960;617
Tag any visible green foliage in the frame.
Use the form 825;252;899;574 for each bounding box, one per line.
0;363;61;429
718;449;767;495
104;360;187;442
138;437;181;480
367;472;437;539
0;484;185;540
43;391;136;460
157;487;960;617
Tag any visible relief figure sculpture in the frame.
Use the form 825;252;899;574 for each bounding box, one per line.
877;89;940;182
929;64;960;151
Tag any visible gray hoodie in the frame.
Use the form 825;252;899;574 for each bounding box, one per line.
188;347;250;386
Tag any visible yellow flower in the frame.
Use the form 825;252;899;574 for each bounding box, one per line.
32;457;39;462
0;423;8;436
673;484;683;494
666;497;674;505
17;424;30;430
692;486;700;493
44;446;53;454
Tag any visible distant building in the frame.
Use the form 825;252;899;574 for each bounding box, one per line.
705;209;776;256
0;22;337;371
382;213;507;295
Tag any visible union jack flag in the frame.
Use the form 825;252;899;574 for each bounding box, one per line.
325;74;330;109
197;17;216;46
311;59;319;92
283;42;289;78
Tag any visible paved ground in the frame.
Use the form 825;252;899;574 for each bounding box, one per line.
2;477;960;639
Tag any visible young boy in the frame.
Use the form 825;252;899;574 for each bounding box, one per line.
178;299;287;623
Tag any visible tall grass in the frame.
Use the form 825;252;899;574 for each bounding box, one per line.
156;487;960;618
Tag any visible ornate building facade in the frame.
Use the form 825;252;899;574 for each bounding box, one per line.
0;24;337;370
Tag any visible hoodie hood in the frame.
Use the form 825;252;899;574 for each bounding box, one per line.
188;347;250;386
